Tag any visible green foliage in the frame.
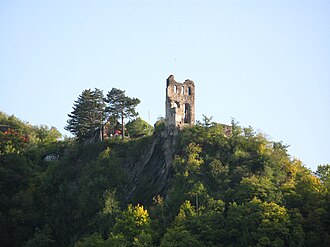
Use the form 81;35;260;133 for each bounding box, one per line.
0;126;40;246
234;175;281;203
195;114;215;127
316;164;330;186
174;142;204;178
105;88;140;139
207;159;230;191
28;125;62;144
154;117;165;134
74;233;107;247
0;112;61;151
1;111;329;247
65;89;105;143
24;225;56;247
0;128;28;155
226;198;293;246
126;117;153;138
171;122;329;246
108;204;153;246
161;226;203;247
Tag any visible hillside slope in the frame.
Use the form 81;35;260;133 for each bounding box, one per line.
1;116;330;246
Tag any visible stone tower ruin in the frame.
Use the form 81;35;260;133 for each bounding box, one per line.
165;75;195;132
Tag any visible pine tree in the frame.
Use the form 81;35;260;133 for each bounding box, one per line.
105;88;140;139
65;89;106;142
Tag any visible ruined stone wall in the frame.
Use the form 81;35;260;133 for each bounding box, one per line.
165;75;195;132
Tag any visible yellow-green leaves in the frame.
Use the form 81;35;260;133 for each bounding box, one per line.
174;142;204;178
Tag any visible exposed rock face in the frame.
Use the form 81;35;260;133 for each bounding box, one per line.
165;75;195;134
124;134;176;204
124;75;196;204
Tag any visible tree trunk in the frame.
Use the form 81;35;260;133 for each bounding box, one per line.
100;125;103;141
121;112;124;139
196;194;199;215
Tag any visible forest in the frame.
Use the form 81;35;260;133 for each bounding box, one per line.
1;88;330;247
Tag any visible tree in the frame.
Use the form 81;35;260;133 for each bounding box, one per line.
234;175;281;204
65;89;106;143
226;198;295;246
161;201;202;247
31;125;62;144
105;88;140;139
108;204;153;246
0;112;62;146
196;114;214;128
24;225;56;247
160;227;203;247
174;142;204;178
126;118;153;138
74;233;106;247
0;128;28;155
154;117;165;133
188;182;206;215
315;164;330;187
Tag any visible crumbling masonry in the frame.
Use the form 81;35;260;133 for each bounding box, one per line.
165;75;195;133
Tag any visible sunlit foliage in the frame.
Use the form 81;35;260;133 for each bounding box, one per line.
1;111;329;246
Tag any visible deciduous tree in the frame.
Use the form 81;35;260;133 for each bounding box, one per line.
126;117;153;138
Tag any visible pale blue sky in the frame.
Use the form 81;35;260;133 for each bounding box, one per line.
0;0;329;171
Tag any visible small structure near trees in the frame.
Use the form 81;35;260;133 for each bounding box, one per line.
43;153;60;162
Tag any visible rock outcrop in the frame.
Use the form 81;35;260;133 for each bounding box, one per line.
123;134;176;204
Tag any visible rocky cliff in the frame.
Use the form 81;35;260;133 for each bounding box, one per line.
123;134;176;204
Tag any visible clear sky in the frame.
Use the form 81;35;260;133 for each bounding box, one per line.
1;0;329;171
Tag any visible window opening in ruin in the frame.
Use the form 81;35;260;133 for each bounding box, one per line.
184;103;191;123
171;101;180;109
181;86;184;94
187;87;191;95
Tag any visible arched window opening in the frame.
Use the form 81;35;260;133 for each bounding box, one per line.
181;86;184;94
184;103;191;124
174;85;177;93
171;101;180;109
187;87;191;95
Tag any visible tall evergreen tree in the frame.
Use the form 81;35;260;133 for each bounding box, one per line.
105;88;140;139
65;89;106;142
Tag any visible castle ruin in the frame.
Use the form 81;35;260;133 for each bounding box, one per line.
165;75;195;133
